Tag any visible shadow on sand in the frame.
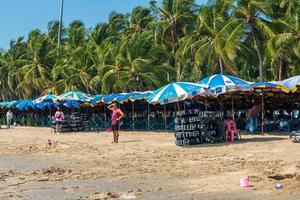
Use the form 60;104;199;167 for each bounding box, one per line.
121;139;143;143
182;136;287;148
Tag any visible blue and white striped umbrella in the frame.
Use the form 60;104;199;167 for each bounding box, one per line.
33;94;60;104
199;74;251;96
147;82;205;105
60;91;91;101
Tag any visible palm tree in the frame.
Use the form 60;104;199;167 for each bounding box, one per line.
151;0;197;67
228;0;274;81
0;37;28;99
193;0;235;75
265;0;300;80
18;29;56;98
102;32;174;93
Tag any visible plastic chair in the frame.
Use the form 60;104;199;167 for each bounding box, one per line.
224;120;241;143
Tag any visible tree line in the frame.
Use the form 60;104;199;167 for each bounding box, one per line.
0;0;299;100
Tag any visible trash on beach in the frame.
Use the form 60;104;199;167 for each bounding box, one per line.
240;176;250;187
276;183;283;189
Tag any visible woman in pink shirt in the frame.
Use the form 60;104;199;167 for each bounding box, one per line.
107;103;124;143
54;107;65;133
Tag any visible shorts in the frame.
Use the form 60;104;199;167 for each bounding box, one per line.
7;119;12;126
56;121;63;125
112;124;119;131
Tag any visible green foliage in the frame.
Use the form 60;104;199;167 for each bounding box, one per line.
0;0;300;100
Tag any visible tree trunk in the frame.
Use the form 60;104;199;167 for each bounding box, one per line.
250;24;264;82
278;55;288;81
278;59;283;81
219;58;224;74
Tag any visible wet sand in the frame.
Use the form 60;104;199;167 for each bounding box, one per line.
0;127;299;199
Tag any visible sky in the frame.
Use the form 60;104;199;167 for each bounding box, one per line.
0;0;207;49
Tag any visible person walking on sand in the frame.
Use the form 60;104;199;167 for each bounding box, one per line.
107;103;124;143
6;109;13;128
54;107;64;133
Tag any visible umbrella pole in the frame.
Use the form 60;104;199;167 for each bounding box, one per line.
104;105;107;124
132;101;135;130
164;104;167;130
261;92;264;135
50;106;52;133
177;102;180;111
219;96;224;121
231;95;234;120
147;103;150;131
245;93;248;116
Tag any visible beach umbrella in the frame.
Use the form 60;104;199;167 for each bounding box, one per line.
0;101;19;108
251;82;289;93
25;101;37;111
199;74;251;96
60;91;91;102
199;74;251;121
146;82;206;105
36;102;59;110
34;94;60;103
116;93;132;103
251;82;289;135
130;91;153;101
103;93;117;104
10;100;24;108
33;94;60;132
16;100;34;111
130;92;153;129
63;100;81;108
279;75;300;92
91;95;104;105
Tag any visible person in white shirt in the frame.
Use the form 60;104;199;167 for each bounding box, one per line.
6;109;13;128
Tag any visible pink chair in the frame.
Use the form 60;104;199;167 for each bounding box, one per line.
224;120;241;143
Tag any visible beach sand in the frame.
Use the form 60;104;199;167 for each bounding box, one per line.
0;127;299;200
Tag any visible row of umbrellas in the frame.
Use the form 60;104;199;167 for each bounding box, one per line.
146;74;300;105
1;74;300;110
0;91;153;111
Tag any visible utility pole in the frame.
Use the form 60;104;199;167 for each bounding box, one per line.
58;0;64;50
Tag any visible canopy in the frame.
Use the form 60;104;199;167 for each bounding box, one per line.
60;91;91;101
147;82;205;105
199;74;251;96
279;75;300;92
